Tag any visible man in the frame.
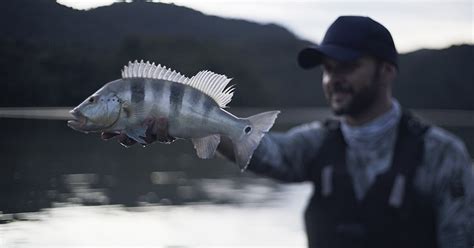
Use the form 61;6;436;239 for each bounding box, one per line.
104;16;474;248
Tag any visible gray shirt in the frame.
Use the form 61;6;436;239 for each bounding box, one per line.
247;101;474;248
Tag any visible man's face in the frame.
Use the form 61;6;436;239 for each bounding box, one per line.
321;56;382;116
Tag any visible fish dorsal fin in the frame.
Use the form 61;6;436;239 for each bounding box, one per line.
185;70;235;108
122;60;189;84
121;60;235;108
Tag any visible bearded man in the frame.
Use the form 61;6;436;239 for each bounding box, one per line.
104;15;474;248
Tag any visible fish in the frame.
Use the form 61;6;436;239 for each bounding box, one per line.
68;60;280;169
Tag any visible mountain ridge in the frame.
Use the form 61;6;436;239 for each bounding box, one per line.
0;0;472;109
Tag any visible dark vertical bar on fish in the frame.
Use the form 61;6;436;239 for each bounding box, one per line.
169;83;185;119
67;60;280;169
131;79;145;103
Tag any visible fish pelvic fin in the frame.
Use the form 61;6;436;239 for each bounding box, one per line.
232;110;280;171
124;126;147;144
192;135;221;159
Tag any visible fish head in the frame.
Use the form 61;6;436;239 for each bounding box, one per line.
68;86;122;132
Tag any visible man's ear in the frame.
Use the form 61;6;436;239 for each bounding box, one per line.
381;62;397;82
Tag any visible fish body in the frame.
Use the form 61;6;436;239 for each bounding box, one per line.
68;60;280;169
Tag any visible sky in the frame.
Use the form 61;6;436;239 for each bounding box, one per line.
57;0;473;53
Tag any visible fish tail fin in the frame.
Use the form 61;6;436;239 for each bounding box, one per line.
231;110;280;171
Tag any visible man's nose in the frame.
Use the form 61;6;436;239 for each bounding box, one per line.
323;71;344;87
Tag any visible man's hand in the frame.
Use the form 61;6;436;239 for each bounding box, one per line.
144;117;176;144
101;117;175;147
101;116;236;163
101;132;138;147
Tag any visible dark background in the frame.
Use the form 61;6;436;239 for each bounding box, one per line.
1;0;473;215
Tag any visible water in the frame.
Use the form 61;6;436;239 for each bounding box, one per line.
1;108;473;247
0;117;312;247
0;184;312;247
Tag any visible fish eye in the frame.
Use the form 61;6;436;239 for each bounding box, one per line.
244;126;252;134
88;97;95;103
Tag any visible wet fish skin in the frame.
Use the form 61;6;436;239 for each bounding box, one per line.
68;61;280;169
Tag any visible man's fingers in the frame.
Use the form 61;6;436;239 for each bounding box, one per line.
143;133;157;144
101;132;138;147
107;117;175;146
118;134;137;147
143;117;163;144
101;132;119;140
145;120;158;143
155;117;176;143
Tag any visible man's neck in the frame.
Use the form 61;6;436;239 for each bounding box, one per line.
344;97;393;126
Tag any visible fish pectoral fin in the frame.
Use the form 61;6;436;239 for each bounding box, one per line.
122;101;131;118
122;101;147;121
192;135;221;159
125;127;147;144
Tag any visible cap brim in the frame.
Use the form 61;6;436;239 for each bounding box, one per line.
297;45;363;69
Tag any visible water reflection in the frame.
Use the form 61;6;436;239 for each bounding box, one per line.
0;184;312;247
0;118;286;214
56;172;285;207
1;112;473;247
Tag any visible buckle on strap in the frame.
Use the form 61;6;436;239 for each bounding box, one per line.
388;174;406;208
321;165;333;197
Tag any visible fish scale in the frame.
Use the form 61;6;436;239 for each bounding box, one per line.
68;60;280;169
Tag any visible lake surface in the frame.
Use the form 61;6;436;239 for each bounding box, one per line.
0;117;313;247
0;184;312;248
1;109;473;247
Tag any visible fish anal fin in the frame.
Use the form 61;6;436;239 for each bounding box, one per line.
192;135;221;159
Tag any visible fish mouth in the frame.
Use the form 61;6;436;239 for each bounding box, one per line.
67;109;88;131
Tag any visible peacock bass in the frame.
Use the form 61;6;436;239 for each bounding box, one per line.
68;60;280;169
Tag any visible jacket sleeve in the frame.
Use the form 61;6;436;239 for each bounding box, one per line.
421;127;474;248
246;121;326;182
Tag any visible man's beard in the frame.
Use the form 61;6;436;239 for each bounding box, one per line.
330;66;382;116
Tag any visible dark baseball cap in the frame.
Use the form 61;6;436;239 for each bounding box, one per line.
298;16;398;69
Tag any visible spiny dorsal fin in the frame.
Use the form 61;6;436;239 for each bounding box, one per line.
122;60;189;84
121;60;235;108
